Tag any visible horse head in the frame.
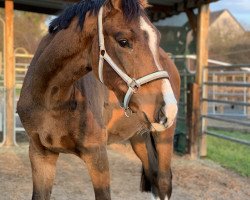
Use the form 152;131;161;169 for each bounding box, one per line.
88;0;178;131
48;0;178;132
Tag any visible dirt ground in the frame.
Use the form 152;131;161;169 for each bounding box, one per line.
0;143;249;200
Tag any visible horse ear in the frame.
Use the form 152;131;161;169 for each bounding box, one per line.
109;0;122;11
109;0;149;10
139;0;150;8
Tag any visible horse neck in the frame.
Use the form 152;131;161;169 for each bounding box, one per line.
30;21;94;104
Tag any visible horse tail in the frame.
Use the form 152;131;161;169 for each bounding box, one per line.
140;132;158;192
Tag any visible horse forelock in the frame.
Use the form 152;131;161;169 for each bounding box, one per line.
121;0;140;21
49;0;142;34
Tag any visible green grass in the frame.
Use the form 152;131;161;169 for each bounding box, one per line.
16;88;21;96
207;130;250;177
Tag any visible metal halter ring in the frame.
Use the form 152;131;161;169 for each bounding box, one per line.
128;79;140;93
124;108;133;118
100;49;106;56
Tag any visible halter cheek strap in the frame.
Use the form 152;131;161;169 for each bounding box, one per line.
97;7;169;116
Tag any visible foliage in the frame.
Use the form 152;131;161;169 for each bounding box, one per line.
207;130;250;177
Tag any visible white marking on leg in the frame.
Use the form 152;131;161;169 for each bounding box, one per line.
140;17;178;128
151;193;169;200
151;193;160;200
151;193;168;200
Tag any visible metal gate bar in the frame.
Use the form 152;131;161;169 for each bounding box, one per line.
204;82;250;87
205;130;250;146
203;98;250;107
202;64;250;147
203;115;250;127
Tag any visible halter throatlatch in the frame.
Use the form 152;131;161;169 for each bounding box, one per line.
98;7;169;117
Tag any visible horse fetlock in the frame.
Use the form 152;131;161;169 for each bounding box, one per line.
151;194;169;200
157;173;172;200
32;191;51;200
94;186;111;200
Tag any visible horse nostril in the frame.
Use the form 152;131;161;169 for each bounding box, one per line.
159;116;168;125
157;106;166;123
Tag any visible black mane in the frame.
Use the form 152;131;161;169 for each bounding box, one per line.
49;0;141;34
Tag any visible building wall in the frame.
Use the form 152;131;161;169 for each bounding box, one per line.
209;11;245;45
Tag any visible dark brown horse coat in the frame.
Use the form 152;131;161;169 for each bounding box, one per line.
17;0;180;200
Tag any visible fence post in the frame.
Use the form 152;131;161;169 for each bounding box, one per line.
243;73;247;116
0;52;2;75
196;4;210;157
187;83;200;159
3;0;15;146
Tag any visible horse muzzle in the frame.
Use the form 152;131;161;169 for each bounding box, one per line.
151;122;167;132
151;103;178;132
151;116;169;132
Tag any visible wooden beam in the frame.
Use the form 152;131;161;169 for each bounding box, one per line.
186;9;197;36
0;52;2;76
3;0;15;146
196;4;210;157
196;5;210;85
187;83;200;159
149;0;218;20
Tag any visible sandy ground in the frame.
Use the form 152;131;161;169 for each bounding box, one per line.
0;143;249;200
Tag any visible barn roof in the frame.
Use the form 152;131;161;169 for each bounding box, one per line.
0;0;219;16
210;9;224;24
210;9;246;31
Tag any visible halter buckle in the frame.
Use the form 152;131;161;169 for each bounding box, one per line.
100;49;106;57
128;79;140;93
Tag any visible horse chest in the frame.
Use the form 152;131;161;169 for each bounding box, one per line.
104;106;147;143
35;108;84;152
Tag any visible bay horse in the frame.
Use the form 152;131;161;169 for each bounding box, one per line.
17;0;180;200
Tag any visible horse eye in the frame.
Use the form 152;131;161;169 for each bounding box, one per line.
118;39;129;48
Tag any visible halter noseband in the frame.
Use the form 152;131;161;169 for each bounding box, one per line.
98;7;169;117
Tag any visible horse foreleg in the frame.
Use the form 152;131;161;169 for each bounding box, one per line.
80;145;111;200
130;133;156;192
29;136;59;200
152;125;175;200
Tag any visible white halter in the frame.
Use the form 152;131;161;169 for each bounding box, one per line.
97;7;169;116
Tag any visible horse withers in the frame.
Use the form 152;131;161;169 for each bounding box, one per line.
17;0;180;200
